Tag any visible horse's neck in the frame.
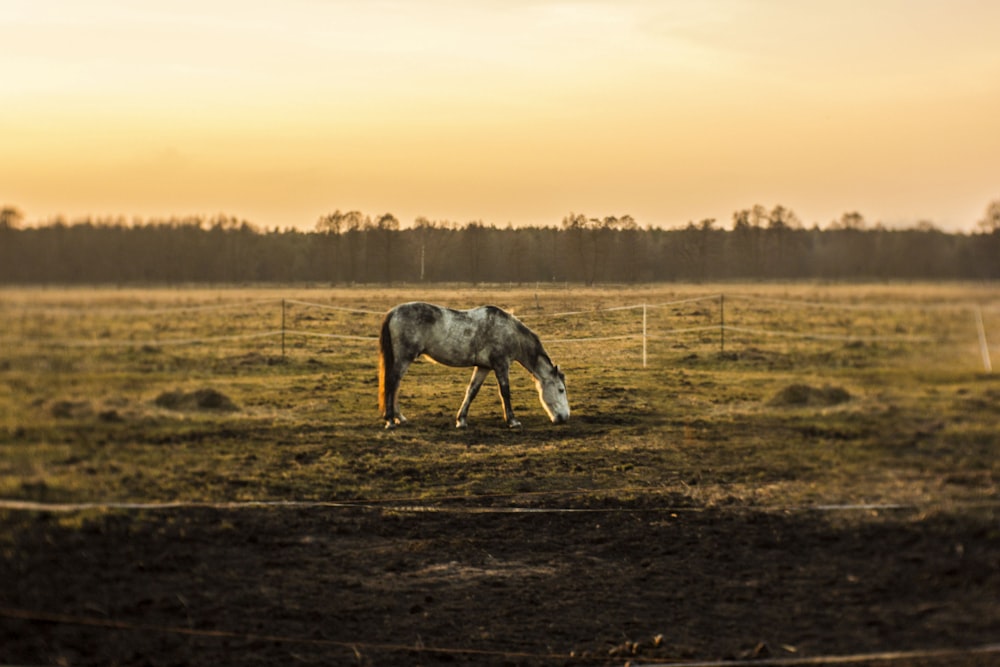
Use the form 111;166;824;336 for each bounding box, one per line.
517;343;550;378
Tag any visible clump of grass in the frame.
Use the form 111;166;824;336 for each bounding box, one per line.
769;383;851;407
49;400;94;419
154;388;239;412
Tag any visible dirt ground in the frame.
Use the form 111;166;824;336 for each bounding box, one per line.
2;501;998;666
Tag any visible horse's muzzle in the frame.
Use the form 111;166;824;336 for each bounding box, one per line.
552;413;569;425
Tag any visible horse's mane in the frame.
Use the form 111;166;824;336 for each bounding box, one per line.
484;305;554;371
510;314;552;370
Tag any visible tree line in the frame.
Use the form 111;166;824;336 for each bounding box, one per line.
1;204;998;284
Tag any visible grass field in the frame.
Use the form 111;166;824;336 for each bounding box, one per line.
1;283;998;665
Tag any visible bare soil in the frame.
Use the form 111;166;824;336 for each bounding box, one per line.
2;501;998;666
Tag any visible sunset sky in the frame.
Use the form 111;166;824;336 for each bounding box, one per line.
3;0;999;231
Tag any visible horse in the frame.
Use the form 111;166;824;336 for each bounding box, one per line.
378;302;570;429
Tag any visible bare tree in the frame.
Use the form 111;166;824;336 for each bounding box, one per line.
315;210;344;234
977;199;1000;233
0;206;23;230
374;213;399;282
831;211;867;230
768;205;801;231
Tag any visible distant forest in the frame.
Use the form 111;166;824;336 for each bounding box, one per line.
2;204;998;284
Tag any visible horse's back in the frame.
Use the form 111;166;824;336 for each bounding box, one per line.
388;302;514;367
387;302;455;362
390;301;447;326
390;302;497;333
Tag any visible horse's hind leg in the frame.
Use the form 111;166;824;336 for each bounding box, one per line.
383;358;411;429
456;366;490;428
392;359;411;425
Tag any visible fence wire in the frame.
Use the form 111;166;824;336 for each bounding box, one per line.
1;292;995;370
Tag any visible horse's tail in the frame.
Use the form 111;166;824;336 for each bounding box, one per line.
378;309;395;418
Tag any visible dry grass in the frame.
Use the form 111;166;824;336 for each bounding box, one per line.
1;283;998;511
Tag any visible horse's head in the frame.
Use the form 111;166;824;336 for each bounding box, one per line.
535;364;570;424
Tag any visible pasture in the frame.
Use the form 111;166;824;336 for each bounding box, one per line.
1;283;998;666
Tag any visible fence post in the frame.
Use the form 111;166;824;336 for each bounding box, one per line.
719;293;725;354
642;303;647;368
281;299;286;360
974;306;992;373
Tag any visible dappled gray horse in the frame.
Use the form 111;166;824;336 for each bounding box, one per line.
378;302;570;429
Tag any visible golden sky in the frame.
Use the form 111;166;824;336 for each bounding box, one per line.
3;0;999;231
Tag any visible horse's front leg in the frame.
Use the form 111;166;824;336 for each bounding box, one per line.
494;365;521;429
456;366;490;428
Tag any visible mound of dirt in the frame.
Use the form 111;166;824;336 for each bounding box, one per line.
154;388;239;412
49;400;93;419
769;383;851;407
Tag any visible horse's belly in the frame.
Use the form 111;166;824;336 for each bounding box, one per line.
421;346;483;367
421;334;485;367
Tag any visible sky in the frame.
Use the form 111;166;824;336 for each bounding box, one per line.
2;0;999;232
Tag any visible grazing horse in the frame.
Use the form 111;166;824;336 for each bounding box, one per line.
378;302;570;429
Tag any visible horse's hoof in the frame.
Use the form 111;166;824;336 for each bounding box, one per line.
507;420;522;429
384;421;397;430
455;420;468;429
